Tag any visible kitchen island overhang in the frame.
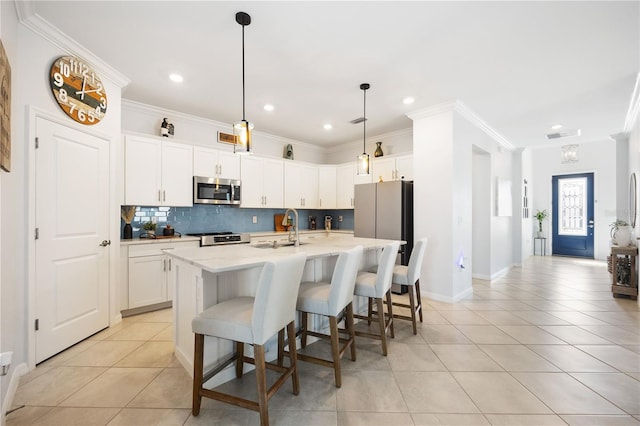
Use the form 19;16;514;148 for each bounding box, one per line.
164;234;405;386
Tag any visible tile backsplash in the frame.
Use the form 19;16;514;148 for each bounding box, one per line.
122;204;354;238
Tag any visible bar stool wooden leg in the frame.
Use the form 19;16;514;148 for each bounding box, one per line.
376;297;388;356
286;321;300;395
367;298;373;325
192;333;204;416
277;330;284;366
300;312;308;348
329;316;341;388
346;303;356;361
236;341;244;377
415;279;423;322
253;345;269;426
408;286;417;335
385;290;395;338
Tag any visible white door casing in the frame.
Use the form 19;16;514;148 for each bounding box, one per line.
34;118;110;363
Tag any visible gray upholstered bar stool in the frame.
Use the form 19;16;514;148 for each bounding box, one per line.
353;241;401;356
284;245;363;388
191;254;307;426
390;238;428;334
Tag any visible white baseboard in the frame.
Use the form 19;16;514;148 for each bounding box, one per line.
422;286;474;303
2;362;28;424
472;265;512;282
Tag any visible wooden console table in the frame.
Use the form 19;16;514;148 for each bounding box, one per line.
610;245;638;300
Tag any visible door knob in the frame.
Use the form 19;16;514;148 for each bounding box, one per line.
588;219;594;229
99;240;111;247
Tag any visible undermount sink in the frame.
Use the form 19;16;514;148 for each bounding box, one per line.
253;241;308;249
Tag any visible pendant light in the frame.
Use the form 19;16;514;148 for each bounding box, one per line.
233;11;253;154
357;83;371;175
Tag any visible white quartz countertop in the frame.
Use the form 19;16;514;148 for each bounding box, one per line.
164;234;403;274
120;236;201;246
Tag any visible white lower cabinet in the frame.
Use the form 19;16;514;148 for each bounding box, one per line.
122;240;199;312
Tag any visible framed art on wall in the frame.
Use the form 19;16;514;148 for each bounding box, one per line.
0;39;11;172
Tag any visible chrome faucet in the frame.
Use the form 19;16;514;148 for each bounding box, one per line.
282;208;300;247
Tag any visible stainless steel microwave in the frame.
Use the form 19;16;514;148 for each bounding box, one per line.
193;176;241;205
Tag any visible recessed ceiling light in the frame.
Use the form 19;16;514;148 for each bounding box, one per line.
323;124;333;130
551;124;563;130
263;104;274;112
403;97;415;105
169;73;183;83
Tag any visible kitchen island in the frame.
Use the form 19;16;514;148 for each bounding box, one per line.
165;233;403;385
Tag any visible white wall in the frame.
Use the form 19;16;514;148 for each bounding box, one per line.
521;148;534;258
122;100;327;164
458;114;514;280
531;141;617;260
324;128;413;165
627;108;639;234
472;150;491;278
1;2;22;409
1;4;125;410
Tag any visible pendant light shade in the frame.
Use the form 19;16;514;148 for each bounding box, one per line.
357;83;370;175
233;11;253;154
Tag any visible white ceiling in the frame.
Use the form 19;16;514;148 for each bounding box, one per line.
31;1;639;149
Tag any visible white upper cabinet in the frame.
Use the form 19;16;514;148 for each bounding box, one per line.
394;155;413;181
284;162;319;209
318;165;337;209
193;146;240;180
372;154;413;182
125;135;193;207
336;163;355;209
240;156;284;208
371;157;396;182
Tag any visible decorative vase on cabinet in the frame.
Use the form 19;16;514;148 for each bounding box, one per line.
123;223;133;239
374;141;384;157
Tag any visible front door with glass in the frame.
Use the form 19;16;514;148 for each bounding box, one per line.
552;173;595;258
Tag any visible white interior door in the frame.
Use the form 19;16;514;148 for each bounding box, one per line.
35;118;109;363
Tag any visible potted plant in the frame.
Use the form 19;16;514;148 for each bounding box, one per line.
535;209;548;238
142;221;157;237
610;219;632;246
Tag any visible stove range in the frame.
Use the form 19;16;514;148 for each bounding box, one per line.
187;231;251;247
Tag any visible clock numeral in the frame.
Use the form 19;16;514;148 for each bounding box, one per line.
69;102;76;115
77;109;86;122
95;83;103;96
53;72;64;88
58;88;68;102
87;111;96;123
58;60;70;78
99;97;107;110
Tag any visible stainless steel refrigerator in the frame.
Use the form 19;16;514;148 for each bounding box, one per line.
354;180;414;267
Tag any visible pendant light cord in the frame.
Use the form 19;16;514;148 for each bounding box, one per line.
241;24;246;122
363;88;366;153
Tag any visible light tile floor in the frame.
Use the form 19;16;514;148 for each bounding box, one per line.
6;256;640;425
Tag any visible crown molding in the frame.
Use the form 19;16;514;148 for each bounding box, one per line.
406;100;515;151
15;1;130;88
623;72;640;134
122;99;328;154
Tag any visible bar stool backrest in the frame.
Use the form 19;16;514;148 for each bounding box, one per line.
407;238;428;285
328;246;364;316
252;253;307;345
375;241;401;296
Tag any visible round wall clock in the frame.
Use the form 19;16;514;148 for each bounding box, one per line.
49;55;107;125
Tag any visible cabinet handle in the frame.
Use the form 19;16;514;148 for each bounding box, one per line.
163;259;167;272
158;190;161;202
168;258;172;271
163;190;166;202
